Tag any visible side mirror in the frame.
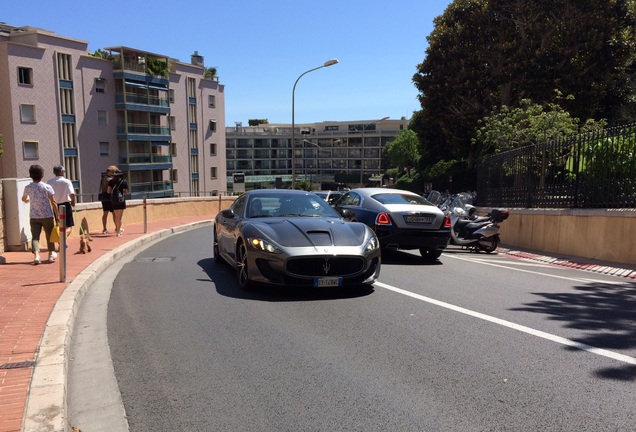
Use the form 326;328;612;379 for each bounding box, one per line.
221;209;235;219
339;208;354;220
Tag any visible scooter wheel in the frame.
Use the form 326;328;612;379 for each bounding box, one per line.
478;237;498;253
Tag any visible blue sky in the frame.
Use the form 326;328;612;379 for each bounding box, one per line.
3;0;452;125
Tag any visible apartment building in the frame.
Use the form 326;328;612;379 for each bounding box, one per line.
0;24;226;199
225;118;409;191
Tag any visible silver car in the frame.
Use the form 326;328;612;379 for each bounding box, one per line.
214;189;381;289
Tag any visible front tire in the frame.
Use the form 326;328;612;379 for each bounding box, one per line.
213;229;222;264
420;248;443;261
236;240;253;290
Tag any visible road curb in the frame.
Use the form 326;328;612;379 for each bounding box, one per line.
22;221;212;432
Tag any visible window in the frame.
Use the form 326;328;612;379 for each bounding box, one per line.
18;67;33;85
171;168;178;183
99;142;110;156
208;95;215;108
95;78;106;93
169;89;175;103
210;142;217;156
20;104;35;122
97;110;108;126
210;167;217;179
209;119;217;132
23;141;38;159
170;143;177;157
168;116;176;130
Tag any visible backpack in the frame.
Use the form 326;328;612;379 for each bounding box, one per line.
112;179;124;204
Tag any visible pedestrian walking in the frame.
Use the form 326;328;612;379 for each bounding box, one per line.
107;167;129;237
47;164;75;241
21;164;60;264
99;166;117;234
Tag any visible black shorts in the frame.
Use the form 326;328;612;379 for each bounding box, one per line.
59;202;74;227
101;200;114;212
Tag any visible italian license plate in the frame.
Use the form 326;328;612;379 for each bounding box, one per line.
314;277;343;287
404;215;433;223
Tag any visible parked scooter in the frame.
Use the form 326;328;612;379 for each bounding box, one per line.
447;193;509;253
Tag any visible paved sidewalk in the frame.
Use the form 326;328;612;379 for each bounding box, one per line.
0;215;211;432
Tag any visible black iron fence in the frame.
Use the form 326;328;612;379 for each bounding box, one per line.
477;123;636;208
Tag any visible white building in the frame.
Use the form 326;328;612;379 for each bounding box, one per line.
226;118;409;191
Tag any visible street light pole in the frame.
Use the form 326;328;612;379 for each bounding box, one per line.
360;116;389;186
291;59;338;189
303;139;322;189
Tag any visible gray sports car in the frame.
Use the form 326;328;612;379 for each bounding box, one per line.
213;189;381;289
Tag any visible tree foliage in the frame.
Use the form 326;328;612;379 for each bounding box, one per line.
473;95;607;157
384;129;421;176
204;67;218;80
412;0;636;167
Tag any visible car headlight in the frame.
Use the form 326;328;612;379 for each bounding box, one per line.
365;235;379;252
247;237;282;253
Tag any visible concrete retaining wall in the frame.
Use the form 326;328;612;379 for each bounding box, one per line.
495;208;636;266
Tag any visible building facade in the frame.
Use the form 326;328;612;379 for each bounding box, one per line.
225;118;409;191
0;24;226;199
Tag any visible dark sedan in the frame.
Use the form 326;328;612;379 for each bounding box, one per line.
213;190;381;289
334;188;451;261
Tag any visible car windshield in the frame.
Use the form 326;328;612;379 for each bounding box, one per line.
372;193;433;206
246;193;342;218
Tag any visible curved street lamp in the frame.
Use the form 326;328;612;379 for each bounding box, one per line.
360;116;390;186
291;59;339;189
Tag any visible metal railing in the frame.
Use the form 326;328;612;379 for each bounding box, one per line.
477;123;636;208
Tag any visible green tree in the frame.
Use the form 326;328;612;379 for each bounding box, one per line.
384;129;420;176
412;0;636;167
473;96;607;157
204;67;218;80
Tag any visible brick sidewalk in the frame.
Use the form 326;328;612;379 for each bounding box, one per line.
0;216;210;432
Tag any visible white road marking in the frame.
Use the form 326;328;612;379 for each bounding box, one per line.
375;281;636;366
445;253;625;285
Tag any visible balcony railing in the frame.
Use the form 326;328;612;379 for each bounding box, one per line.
116;93;169;108
130;180;174;193
121;153;172;164
117;123;171;136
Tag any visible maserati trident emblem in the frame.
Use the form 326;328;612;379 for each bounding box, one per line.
322;259;331;275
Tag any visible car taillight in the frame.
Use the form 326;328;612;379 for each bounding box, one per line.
444;216;451;227
376;213;391;225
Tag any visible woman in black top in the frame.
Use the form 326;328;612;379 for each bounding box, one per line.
107;168;129;237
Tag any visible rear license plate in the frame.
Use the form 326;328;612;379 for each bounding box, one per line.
314;277;343;287
404;215;433;223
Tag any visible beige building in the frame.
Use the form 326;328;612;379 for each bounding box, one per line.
226;118;409;191
0;23;226;199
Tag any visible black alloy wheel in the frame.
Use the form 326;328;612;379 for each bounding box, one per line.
236;241;252;289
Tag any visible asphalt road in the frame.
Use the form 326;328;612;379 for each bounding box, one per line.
71;227;636;431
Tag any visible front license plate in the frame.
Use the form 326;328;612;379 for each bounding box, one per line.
314;277;343;287
404;215;433;223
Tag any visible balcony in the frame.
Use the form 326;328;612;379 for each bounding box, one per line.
117;123;171;142
129;180;174;199
115;92;169;113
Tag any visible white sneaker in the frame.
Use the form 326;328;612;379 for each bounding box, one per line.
34;254;41;265
49;251;57;262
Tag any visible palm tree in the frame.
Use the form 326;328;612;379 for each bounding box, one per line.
204;67;218;80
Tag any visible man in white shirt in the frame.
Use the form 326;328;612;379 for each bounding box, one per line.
47;164;76;238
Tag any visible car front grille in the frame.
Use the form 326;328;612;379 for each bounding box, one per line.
286;256;365;277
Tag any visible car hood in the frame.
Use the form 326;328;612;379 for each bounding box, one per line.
249;217;369;247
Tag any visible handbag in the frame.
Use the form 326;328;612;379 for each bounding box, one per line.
50;222;60;243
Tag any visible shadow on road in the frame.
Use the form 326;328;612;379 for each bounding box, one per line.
510;281;636;382
197;258;374;302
